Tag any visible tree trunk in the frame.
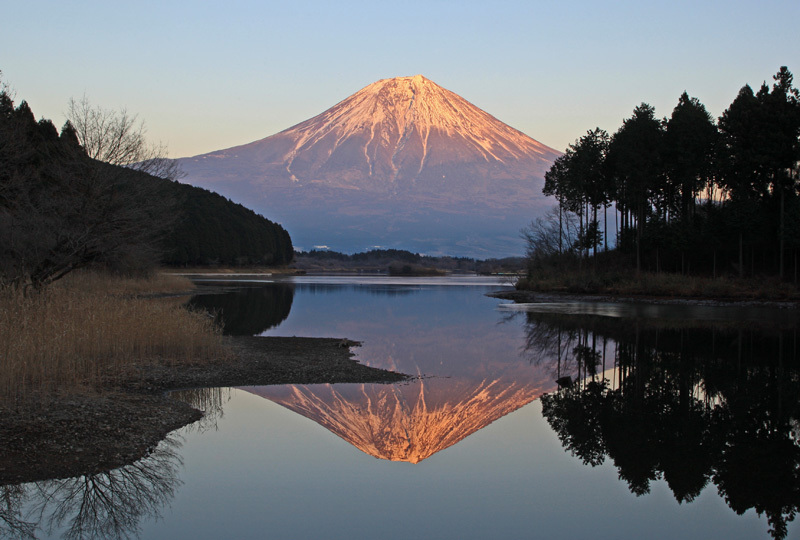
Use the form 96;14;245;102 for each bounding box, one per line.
636;208;643;274
586;201;590;260
593;205;598;258
780;188;785;280
739;232;744;278
713;250;717;279
558;203;563;254
578;207;584;268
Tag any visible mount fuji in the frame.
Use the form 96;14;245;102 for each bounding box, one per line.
177;75;559;257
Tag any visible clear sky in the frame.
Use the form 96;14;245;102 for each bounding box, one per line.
2;0;798;158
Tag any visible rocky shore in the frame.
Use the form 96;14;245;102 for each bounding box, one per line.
0;336;407;484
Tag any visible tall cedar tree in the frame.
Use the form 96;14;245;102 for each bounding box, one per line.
664;92;718;222
607;104;664;273
718;68;800;277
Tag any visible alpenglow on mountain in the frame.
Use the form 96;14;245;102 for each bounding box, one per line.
178;75;560;257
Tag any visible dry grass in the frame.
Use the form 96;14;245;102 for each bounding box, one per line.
0;270;225;403
57;271;196;297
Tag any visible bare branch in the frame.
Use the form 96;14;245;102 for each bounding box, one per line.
66;96;184;181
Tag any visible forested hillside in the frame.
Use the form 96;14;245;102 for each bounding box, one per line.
0;86;292;290
162;183;293;266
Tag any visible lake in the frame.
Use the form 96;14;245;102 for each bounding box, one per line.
5;275;799;539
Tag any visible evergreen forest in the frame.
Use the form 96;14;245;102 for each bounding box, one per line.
530;67;800;282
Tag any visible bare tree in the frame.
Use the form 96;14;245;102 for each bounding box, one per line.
0;92;177;291
66;95;184;181
521;206;580;263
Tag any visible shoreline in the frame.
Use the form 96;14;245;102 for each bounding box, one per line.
488;289;800;309
0;336;407;485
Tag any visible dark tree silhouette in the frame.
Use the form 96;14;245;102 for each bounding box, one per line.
607;103;664;273
664;92;718;223
533;67;800;281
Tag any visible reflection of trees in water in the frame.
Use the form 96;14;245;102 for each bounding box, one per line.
521;312;614;386
0;434;183;540
171;387;232;433
295;283;421;297
526;313;800;539
1;484;35;539
362;286;421;297
189;284;294;335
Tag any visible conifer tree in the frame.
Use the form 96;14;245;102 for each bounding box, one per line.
664;92;717;223
607;104;664;272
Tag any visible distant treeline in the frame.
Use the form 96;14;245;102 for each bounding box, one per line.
530;66;800;280
0;83;292;289
294;248;525;274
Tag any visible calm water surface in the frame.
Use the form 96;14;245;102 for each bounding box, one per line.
6;275;799;539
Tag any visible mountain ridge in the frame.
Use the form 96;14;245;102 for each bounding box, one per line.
178;75;560;256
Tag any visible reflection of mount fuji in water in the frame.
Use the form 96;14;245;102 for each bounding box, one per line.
239;282;554;463
246;374;549;463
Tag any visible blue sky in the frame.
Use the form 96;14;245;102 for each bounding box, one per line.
2;0;798;158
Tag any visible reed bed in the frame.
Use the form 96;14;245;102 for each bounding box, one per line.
56;271;197;297
0;271;225;403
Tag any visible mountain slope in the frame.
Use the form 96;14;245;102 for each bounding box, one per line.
179;76;559;256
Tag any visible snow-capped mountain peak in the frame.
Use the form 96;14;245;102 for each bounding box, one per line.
277;75;552;181
178;75;560;257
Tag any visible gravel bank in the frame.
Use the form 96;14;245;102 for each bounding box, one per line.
0;336;406;484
